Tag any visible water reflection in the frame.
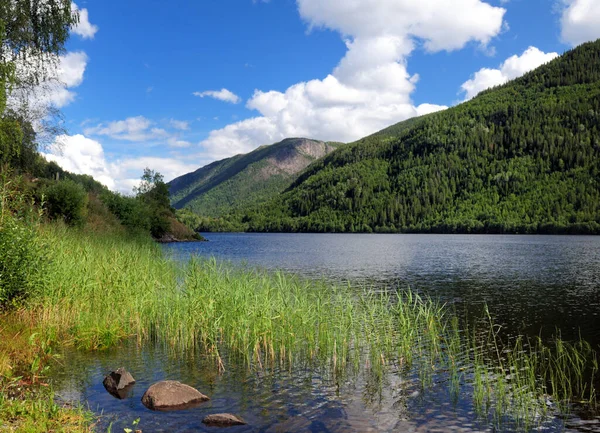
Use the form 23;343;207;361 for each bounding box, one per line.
49;234;600;432
53;341;578;433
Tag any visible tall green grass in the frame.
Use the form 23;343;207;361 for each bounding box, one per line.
35;224;447;372
33;224;598;431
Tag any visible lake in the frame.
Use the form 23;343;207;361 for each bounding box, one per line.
166;233;600;346
51;234;600;432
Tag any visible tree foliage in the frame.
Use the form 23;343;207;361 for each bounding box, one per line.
135;168;173;238
0;0;78;165
208;40;600;234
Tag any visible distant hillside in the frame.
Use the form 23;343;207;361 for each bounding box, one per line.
169;138;340;217
224;39;600;234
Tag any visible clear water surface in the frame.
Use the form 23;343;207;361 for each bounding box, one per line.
51;234;600;433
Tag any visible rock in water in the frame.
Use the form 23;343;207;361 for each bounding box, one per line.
141;380;210;411
103;367;136;399
202;413;247;427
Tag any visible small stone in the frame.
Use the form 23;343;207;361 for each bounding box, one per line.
202;413;247;427
103;368;136;399
141;380;209;411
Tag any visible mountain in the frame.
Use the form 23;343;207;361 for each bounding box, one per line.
168;138;340;217
225;39;600;234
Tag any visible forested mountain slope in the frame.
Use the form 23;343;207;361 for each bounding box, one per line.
233;39;600;234
169;138;339;217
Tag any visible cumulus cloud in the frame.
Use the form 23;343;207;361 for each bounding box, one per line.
416;103;448;116
71;3;99;39
8;51;88;142
193;88;241;104
42;134;199;194
109;156;199;194
84;116;170;142
50;51;88;107
201;116;281;160
560;0;600;46
10;51;88;111
42;134;115;189
199;0;504;158
460;46;559;100
297;0;505;52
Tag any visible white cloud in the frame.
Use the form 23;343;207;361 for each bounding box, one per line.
199;0;504;158
71;3;98;39
47;51;88;107
168;138;193;148
170;119;190;130
84;116;171;142
201;116;281;159
58;51;88;88
460;46;559;100
193;88;241;104
416;103;448;116
8;51;88;139
10;50;88;110
560;0;600;46
42;134;200;194
297;0;505;52
109;156;199;194
84;116;199;150
42;134;115;189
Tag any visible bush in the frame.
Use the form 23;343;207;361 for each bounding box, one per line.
44;180;88;226
0;215;46;308
100;191;152;233
149;208;171;238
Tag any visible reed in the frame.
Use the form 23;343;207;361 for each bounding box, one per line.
25;224;600;431
466;311;598;431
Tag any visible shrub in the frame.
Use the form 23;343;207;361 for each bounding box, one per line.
100;191;152;233
149;208;171;238
44;180;88;227
0;215;46;308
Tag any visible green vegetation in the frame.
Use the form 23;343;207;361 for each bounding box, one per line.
44;179;88;227
1;2;598;431
0;0;198;244
0;378;93;433
1;220;592;431
0;4;100;430
0;315;93;433
169;138;340;219
207;40;600;234
469;311;598;429
0;174;46;307
1;168;598;431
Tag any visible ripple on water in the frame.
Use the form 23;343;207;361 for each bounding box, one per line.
49;340;599;433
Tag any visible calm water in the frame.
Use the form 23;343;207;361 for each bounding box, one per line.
165;233;600;346
52;234;600;432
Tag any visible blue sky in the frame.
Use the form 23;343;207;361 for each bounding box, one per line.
41;0;600;193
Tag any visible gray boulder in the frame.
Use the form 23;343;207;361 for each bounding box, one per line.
141;380;209;411
103;367;136;399
202;413;247;427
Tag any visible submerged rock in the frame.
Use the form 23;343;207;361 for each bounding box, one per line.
202;413;247;427
103;367;136;399
141;380;209;411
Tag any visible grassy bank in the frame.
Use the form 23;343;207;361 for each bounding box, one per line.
0;313;94;432
1;219;598;431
